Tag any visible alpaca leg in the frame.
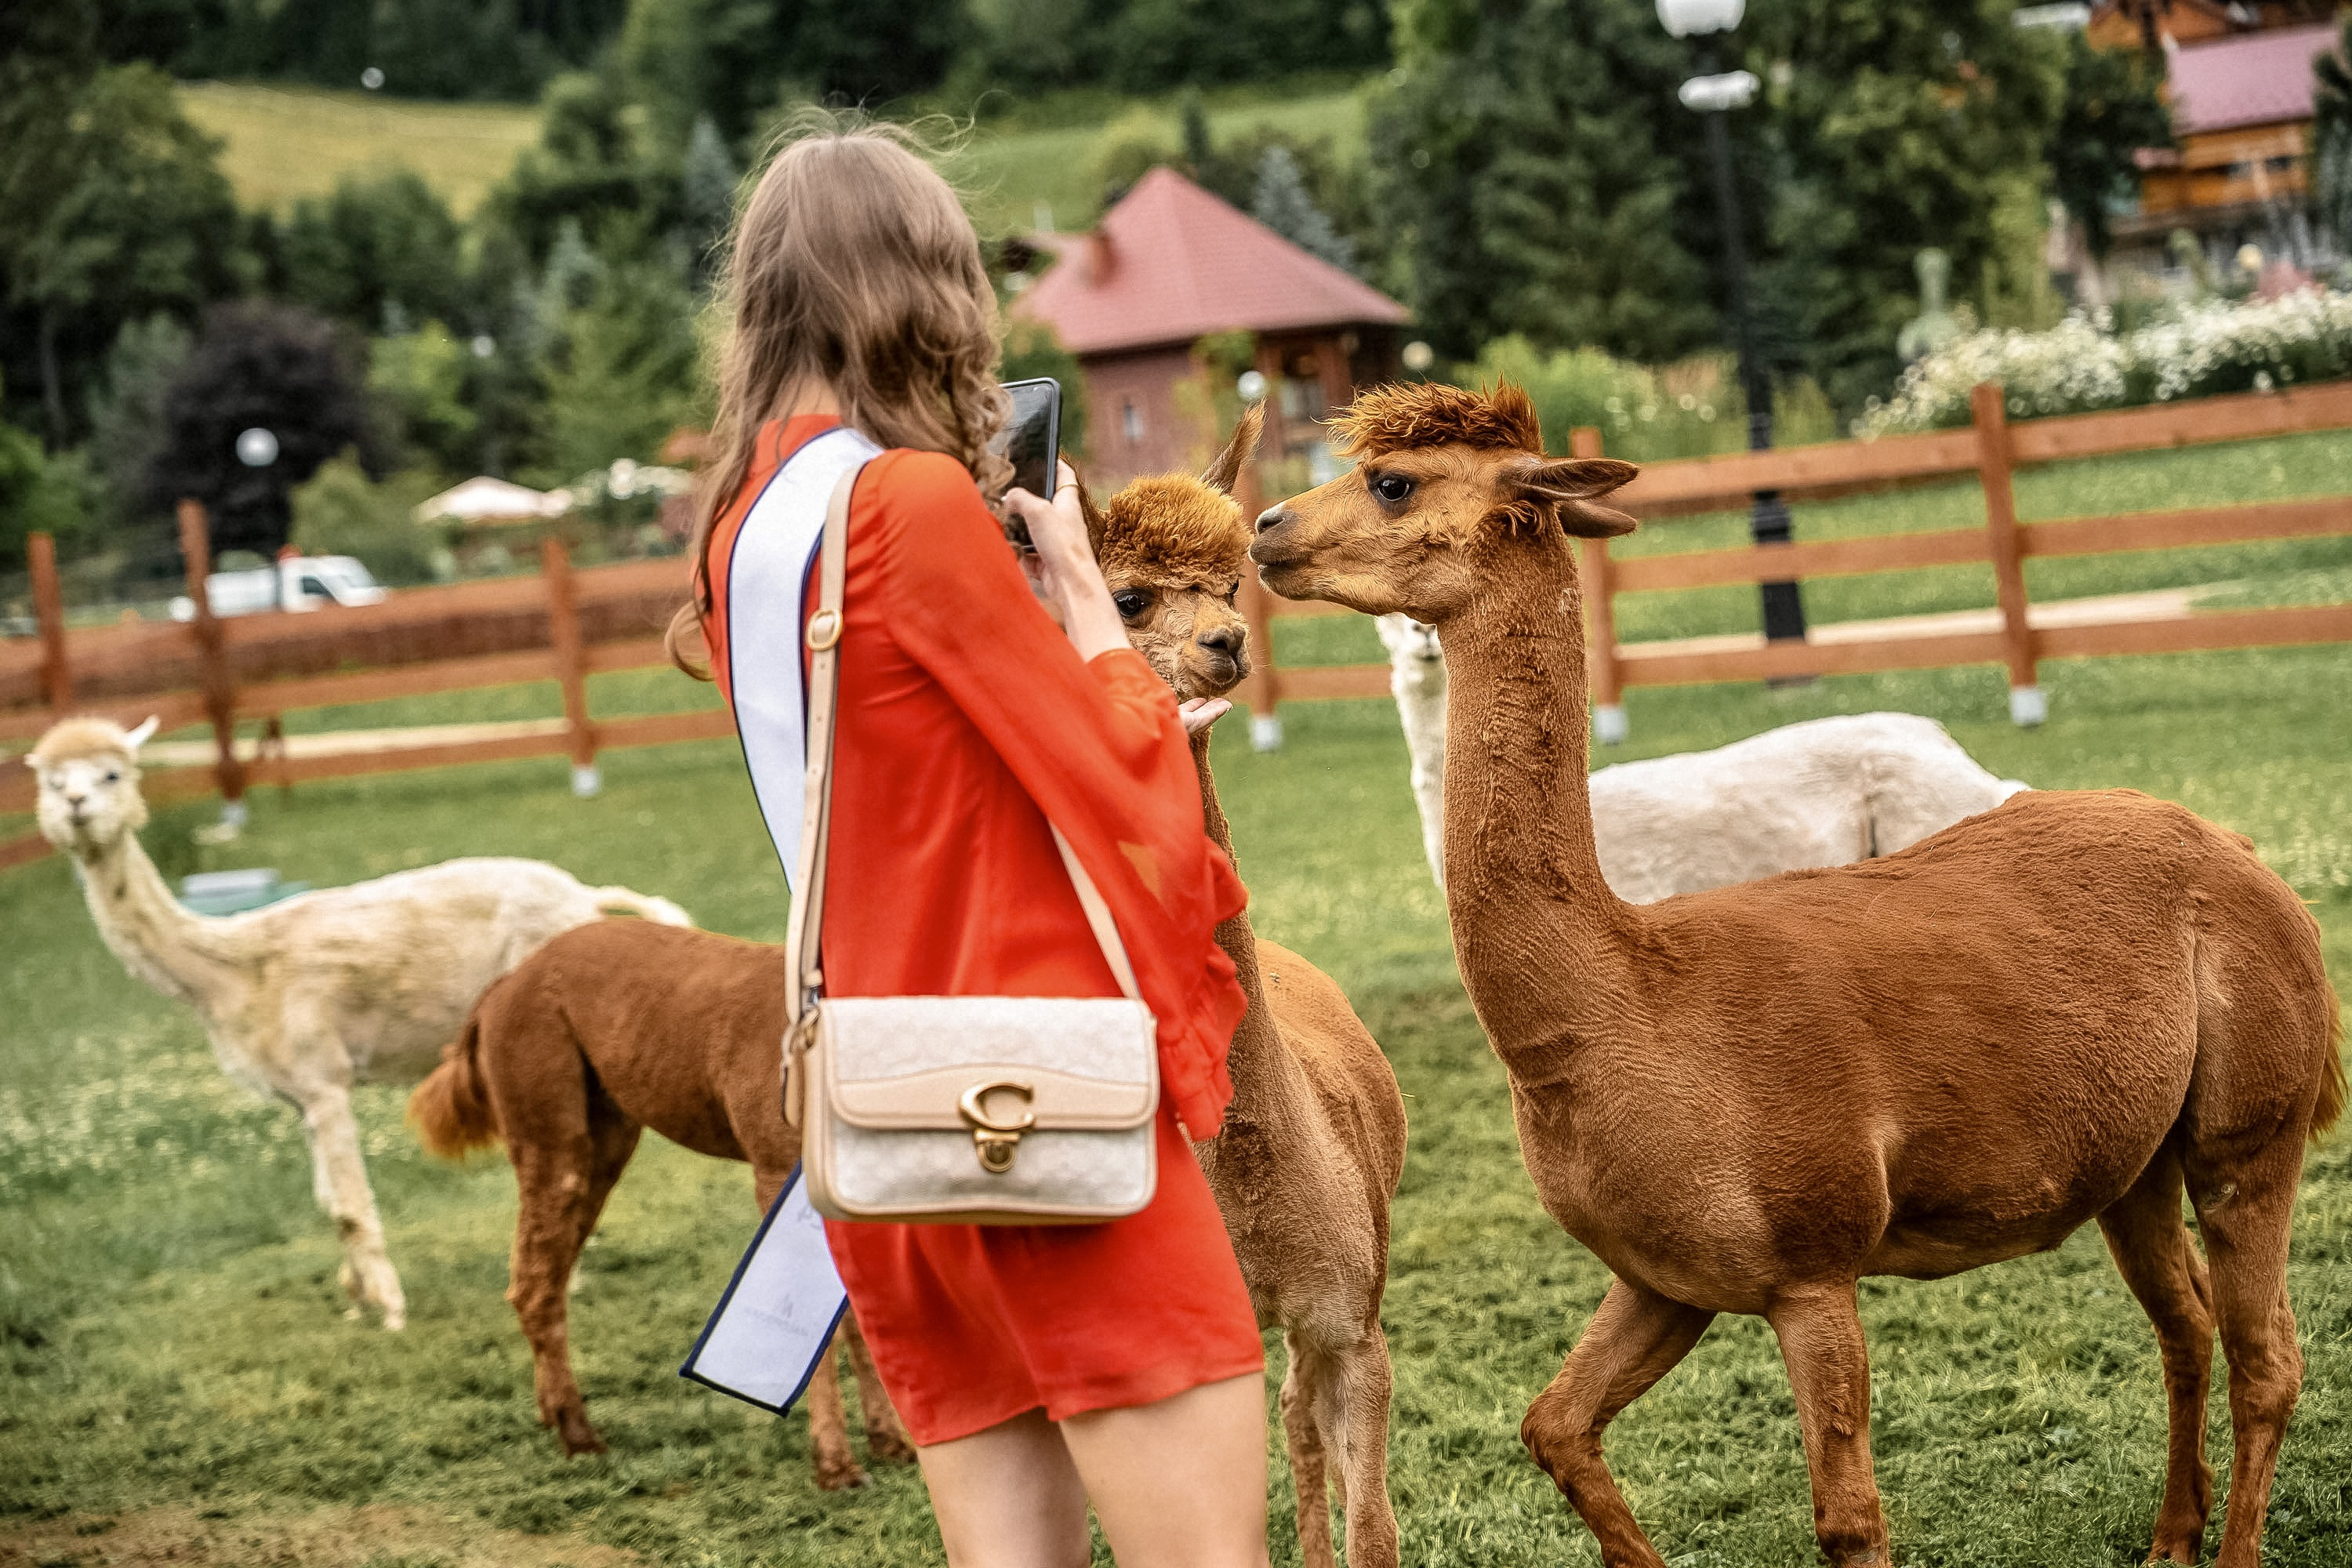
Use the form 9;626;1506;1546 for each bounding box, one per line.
843;1315;915;1465
2188;1145;2306;1568
506;1138;609;1456
807;1330;869;1490
292;1081;405;1330
1325;1325;1400;1568
1278;1334;1336;1568
1766;1283;1889;1567
1520;1279;1715;1568
2096;1153;2216;1563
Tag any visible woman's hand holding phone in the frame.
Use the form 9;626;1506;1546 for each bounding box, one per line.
1004;461;1133;665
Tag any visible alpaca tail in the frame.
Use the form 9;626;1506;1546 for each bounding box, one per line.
591;886;693;927
2314;980;2347;1141
409;1008;502;1160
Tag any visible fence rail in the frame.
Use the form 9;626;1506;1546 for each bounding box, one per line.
1234;379;2352;743
6;378;2351;872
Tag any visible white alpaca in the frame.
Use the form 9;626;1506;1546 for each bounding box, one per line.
26;716;691;1329
1371;625;2025;900
1374;614;1449;886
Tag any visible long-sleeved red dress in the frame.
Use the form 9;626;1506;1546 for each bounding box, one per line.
699;415;1263;1445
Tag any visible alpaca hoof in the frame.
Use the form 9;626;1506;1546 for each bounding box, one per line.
557;1424;608;1457
869;1431;916;1466
815;1458;871;1491
381;1309;405;1331
343;1306;364;1322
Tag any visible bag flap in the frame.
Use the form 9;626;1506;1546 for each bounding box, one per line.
828;1062;1156;1131
816;996;1158;1132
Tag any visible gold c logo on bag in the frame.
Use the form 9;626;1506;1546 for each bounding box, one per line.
958;1080;1036;1174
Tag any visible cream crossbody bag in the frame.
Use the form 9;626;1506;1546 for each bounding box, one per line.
782;466;1160;1224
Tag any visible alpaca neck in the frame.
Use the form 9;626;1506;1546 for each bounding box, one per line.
74;831;238;1012
1436;530;1639;1071
1189;731;1291;1109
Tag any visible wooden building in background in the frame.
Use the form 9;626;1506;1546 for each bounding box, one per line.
1011;167;1410;488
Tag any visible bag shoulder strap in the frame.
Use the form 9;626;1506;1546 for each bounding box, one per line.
786;465;1142;1026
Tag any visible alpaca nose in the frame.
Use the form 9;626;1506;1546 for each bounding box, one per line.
1254;505;1292;536
1196;624;1241;656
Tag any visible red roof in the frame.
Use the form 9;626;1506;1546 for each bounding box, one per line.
1012;166;1407;357
2166;24;2336;135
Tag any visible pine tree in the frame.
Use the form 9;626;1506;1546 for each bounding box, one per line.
681;114;739;279
2314;17;2352;257
1252;147;1356;273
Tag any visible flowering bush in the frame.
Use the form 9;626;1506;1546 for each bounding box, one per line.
1858;289;2352;435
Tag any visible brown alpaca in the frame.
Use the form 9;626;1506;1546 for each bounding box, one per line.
408;922;912;1487
1086;408;1410;1568
1248;379;2346;1568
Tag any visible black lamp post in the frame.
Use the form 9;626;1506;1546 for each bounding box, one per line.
1658;0;1806;644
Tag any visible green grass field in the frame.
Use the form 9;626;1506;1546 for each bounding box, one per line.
3;431;2350;1566
173;78;1372;233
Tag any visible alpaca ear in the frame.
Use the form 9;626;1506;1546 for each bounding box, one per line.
124;716;159;752
1200;403;1265;498
1506;456;1639;539
1067;466;1108;554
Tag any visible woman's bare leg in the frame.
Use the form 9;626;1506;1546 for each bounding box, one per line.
1059;1372;1271;1568
918;1407;1092;1568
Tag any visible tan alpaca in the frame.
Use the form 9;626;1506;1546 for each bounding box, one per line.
25;716;691;1330
1086;409;1410;1568
1248;381;2345;1568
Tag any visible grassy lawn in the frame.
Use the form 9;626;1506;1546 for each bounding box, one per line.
173;77;1374;234
3;429;2350;1564
177;83;541;217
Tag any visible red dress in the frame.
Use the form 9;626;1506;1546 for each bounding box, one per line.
700;416;1263;1445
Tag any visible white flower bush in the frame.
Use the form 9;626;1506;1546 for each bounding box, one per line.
1859;289;2352;435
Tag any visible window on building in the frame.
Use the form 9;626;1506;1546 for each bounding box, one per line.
1123;400;1143;445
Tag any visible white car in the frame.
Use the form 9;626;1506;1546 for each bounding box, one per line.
170;555;388;620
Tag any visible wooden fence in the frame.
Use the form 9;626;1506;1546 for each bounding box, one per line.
1232;378;2352;746
0;506;727;869
5;377;2350;870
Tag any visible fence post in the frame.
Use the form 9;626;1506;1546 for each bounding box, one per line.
29;532;72;712
1569;428;1628;745
1970;383;2045;726
542;536;600;796
176;500;249;823
1234;456;1283;751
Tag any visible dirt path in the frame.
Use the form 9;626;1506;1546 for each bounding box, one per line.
0;1504;642;1568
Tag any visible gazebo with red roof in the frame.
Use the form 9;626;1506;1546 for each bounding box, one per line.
1011;166;1410;487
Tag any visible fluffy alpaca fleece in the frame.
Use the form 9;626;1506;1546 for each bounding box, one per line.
1252;379;2345;1568
1091;407;1410;1568
27;716;690;1330
408;921;910;1486
1370;658;2026;898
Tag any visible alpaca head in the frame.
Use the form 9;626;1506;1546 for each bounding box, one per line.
1374;613;1443;670
1087;405;1261;701
28;716;158;856
1249;381;1639;623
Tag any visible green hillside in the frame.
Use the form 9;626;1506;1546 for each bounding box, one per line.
174;78;1373;232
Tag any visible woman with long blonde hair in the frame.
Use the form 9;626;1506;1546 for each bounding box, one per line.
673;120;1271;1567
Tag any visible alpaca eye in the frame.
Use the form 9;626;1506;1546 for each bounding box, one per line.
103;771;120;782
1371;474;1414;503
1112;591;1149;619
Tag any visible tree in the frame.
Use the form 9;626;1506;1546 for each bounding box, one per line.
1369;0;1716;363
680;114;739;279
2315;17;2352;256
0;61;244;445
536;263;700;484
267;171;466;332
85;313;191;527
147;303;387;557
2049;31;2172;263
1747;2;2068;411
1252;147;1355;273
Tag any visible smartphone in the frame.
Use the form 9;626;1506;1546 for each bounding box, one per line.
995;377;1060;549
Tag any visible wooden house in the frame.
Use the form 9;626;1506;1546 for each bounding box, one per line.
1010;167;1410;488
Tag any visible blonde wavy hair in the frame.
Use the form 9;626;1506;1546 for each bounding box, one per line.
669;113;1012;677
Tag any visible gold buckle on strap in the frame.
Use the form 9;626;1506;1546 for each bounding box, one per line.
805;608;843;652
958;1080;1036;1174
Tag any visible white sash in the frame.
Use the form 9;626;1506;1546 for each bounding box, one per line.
688;426;878;1415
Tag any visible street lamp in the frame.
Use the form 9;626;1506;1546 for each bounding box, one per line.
1657;0;1806;647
